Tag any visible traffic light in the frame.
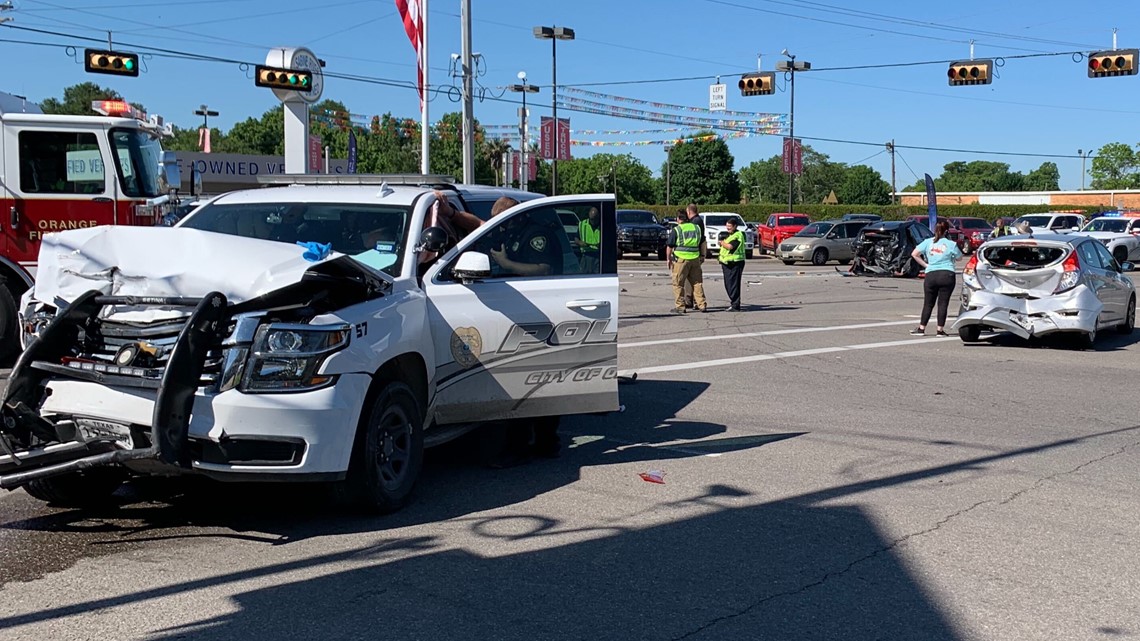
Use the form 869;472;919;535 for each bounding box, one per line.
739;72;775;96
84;49;139;77
947;60;992;86
1088;50;1138;78
255;65;313;92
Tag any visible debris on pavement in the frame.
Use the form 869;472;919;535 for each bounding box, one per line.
639;470;666;484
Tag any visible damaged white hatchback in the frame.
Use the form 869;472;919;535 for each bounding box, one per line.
0;179;620;511
952;233;1136;348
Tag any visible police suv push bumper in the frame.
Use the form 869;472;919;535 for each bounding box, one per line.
0;291;228;487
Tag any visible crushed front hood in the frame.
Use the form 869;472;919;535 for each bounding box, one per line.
34;227;381;321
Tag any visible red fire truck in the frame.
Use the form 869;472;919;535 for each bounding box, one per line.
0;93;178;357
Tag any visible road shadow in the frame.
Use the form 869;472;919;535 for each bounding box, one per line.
1;380;794;567
0;484;963;641
957;329;1140;352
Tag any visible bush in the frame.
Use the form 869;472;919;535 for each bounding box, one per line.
627;203;1116;223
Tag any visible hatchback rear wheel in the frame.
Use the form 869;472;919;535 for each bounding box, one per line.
1118;295;1135;335
958;325;981;343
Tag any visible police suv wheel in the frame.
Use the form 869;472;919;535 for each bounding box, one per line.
22;469;126;507
345;380;424;513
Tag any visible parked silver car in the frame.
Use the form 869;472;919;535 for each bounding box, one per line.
776;219;869;266
952;233;1135;348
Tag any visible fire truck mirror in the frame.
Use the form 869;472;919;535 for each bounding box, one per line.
159;151;181;194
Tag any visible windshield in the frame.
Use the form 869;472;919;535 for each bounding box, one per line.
797;222;832;237
1082;218;1130;232
617;210;658;224
705;214;744;227
178;202;411;277
1015;215;1052;227
982;244;1066;270
958;218;991;229
777;215;810;226
109;128;164;198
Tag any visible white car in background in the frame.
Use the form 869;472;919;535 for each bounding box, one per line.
697;212;755;258
1012;212;1086;235
1071;212;1140;265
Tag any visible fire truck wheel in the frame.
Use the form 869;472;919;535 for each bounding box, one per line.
340;380;424;513
0;285;17;361
22;469;126;507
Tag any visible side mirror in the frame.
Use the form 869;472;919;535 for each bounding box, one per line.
453;251;491;282
159;150;181;194
1122;261;1135;272
417;225;449;253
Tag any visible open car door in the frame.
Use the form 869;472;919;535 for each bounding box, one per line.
423;195;618;424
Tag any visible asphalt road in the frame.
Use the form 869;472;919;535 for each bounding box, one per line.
1;256;1138;641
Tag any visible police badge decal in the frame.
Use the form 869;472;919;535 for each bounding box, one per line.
450;327;483;368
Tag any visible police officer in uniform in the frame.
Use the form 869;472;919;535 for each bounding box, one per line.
719;218;746;311
488;212;561;277
667;210;707;313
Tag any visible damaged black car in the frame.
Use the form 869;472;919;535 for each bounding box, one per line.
847;220;933;277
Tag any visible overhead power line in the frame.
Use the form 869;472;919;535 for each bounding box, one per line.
0;24;1097;162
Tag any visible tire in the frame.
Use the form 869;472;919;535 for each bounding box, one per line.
640;251;649;258
782;260;796;266
0;284;18;363
747;248;755;259
657;248;667;261
342;380;424;513
958;325;981;343
1073;327;1096;350
1119;295;1135;335
22;469;125;507
811;248;829;266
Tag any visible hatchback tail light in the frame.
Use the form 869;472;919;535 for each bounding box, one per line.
1054;250;1081;293
962;254;981;289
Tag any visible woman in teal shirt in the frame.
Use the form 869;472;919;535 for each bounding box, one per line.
909;220;963;337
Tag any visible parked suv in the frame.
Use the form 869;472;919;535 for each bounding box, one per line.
699;212;756;258
616;209;668;259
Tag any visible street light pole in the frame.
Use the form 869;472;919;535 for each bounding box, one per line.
1078;148;1090;190
508;72;539;192
194;105;219;153
534;25;574;196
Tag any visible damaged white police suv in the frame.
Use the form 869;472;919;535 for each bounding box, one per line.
0;175;619;512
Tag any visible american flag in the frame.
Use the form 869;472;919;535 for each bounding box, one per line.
395;0;424;108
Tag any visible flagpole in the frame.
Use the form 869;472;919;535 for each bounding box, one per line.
420;0;430;175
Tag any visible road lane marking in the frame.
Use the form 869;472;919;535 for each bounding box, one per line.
620;319;916;349
619;336;954;376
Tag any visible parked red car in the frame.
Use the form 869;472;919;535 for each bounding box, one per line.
758;213;811;254
950;217;993;253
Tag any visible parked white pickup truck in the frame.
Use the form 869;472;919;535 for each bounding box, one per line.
0;175;619;512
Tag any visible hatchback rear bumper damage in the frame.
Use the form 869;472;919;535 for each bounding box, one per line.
952;289;1102;338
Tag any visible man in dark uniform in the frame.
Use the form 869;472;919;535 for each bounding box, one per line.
488;212;562;277
718;218;747;311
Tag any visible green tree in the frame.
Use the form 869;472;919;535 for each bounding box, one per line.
737;156;785;204
1023;161;1061;191
555;153;654;203
224;106;284;155
482;137;511;186
1089;142;1139;189
838;165;891;205
41;82;125;116
797;146;848;205
916;160;1025;192
668;134;739;204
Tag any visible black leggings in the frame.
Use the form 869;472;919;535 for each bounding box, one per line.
920;270;956;328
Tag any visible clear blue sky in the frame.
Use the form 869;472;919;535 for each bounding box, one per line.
5;0;1139;190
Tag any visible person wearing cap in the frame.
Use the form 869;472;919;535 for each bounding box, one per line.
718;218;747;311
1015;220;1033;235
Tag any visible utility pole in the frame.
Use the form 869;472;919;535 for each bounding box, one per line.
194;105;219;153
887;140;897;205
612;160;618;202
1078;148;1091;190
460;0;475;184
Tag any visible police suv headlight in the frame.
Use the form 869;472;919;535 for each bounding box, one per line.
239;323;351;393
